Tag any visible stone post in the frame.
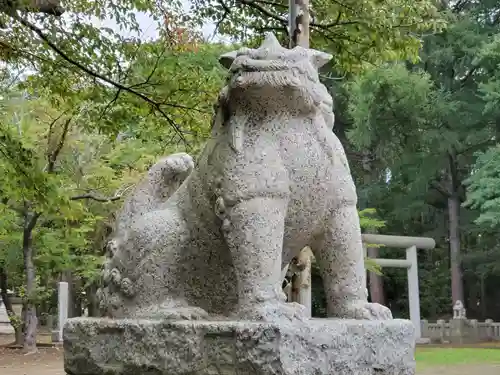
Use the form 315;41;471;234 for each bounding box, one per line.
450;300;467;344
47;314;54;330
297;260;312;317
436;319;446;343
420;320;429;339
450;318;466;344
52;281;69;343
292;247;313;317
469;319;478;343
486;319;494;341
406;245;421;339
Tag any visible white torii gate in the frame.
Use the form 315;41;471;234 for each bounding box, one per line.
363;234;436;339
289;234;436;340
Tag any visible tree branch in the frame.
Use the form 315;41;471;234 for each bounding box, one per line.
460;66;477;86
9;12;190;144
46;115;71;173
70;185;135;203
237;0;287;26
254;0;287;9
456;139;495;156
127;43;167;90
70;193;123;203
213;0;232;37
236;0;358;30
430;180;451;198
97;88;122;123
256;26;289;35
25;212;41;232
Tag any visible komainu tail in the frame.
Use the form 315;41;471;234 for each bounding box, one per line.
114;152;194;233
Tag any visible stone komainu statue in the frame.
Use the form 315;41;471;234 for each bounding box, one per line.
96;33;392;322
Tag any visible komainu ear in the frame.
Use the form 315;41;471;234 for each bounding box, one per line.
309;50;333;69
261;32;281;49
219;51;237;69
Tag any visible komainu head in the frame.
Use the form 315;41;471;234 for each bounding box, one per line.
218;33;333;115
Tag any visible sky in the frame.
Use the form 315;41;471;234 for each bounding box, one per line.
90;1;219;42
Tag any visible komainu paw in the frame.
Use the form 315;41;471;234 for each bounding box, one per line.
339;301;393;320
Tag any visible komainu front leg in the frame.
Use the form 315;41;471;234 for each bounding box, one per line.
222;196;305;321
315;205;392;320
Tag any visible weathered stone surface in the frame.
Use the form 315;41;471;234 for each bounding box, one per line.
64;317;415;375
96;32;391;323
77;32;409;375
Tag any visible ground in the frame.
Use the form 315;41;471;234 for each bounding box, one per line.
1;334;500;375
416;347;500;374
0;347;64;375
0;333;64;375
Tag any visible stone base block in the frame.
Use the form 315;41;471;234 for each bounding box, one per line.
415;337;431;345
64;317;415;375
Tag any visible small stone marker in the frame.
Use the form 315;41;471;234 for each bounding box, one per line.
51;281;68;342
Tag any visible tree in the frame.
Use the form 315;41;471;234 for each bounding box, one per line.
0;21;228;348
345;0;500;310
1;1;229;349
464;146;500;229
0;1;216;143
191;0;445;72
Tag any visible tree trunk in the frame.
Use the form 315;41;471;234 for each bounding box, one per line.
361;150;385;304
0;267;23;345
86;283;98;317
448;194;463;304
480;274;486;320
367;247;385;304
22;210;41;353
447;152;464;306
291;247;313;316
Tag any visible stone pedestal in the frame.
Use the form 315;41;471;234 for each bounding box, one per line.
63;317;416;375
450;318;467;344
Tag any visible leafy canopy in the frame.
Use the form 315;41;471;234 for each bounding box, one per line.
190;0;445;72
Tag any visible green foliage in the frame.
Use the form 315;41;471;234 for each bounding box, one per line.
359;208;386;231
341;0;500;320
464;146;500;228
0;18;227;328
190;0;445;72
358;208;384;275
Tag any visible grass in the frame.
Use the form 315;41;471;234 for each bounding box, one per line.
416;348;500;369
